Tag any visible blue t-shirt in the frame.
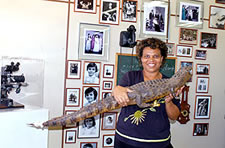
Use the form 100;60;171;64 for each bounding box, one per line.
115;70;181;148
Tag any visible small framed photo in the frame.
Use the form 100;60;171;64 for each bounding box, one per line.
195;49;207;60
179;28;198;45
65;130;76;144
176;45;193;57
80;142;97;148
82;86;100;107
103;64;114;78
140;0;169;38
103;134;115;147
176;0;204;28
103;81;113;90
216;0;225;4
200;32;217;49
102;92;112;99
194;95;212;119
180;61;193;82
209;5;225;30
99;0;120;25
196;77;209;93
193;123;209;136
196;64;210;75
121;0;137;22
101;112;117;130
166;43;176;56
74;0;97;13
83;61;101;85
66;60;81;79
78;115;100;138
78;23;110;61
65;88;80;107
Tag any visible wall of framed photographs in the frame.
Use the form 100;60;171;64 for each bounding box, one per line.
2;0;225;148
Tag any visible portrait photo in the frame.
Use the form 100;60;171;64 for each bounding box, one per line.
103;64;114;78
179;28;198;45
196;64;210;75
65;130;76;144
102;112;117;130
194;95;211;119
209;5;225;29
66;88;80;107
67;60;81;79
142;1;168;36
78;115;100;138
100;0;120;25
103;134;115;147
176;45;193;57
82;86;99;107
196;77;209;93
74;0;96;13
102;92;112;100
166;43;175;56
195;50;207;60
200;32;217;49
122;0;137;22
193;123;209;136
80;142;97;148
102;81;113;90
83;61;101;85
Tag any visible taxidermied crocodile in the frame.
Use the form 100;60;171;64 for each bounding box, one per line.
29;66;192;128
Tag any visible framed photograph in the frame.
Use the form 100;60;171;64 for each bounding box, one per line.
102;92;112;100
65;130;76;144
196;64;210;75
196;77;209;93
194;95;212;119
209;5;225;30
166;43;176;56
200;32;217;49
121;0;137;22
80;142;97;148
179;28;198;45
180;61;193;82
102;112;117;130
176;45;193;57
66;60;81;79
216;0;225;4
103;134;115;147
176;0;204;28
83;61;101;85
193;123;209;136
195;49;207;60
78;23;110;61
74;0;97;13
140;0;169;38
103;64;114;78
78;115;101;138
65;88;80;107
82;86;100;107
99;0;120;25
102;81;113;90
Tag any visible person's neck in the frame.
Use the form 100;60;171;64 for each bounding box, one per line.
143;70;162;81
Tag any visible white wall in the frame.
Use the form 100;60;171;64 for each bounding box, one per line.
1;0;225;148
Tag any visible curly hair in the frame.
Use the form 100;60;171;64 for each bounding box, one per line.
136;38;168;65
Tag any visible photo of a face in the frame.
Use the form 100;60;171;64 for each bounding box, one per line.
81;142;97;148
83;86;99;107
83;62;101;85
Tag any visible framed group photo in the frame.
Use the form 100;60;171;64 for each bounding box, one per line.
65;88;80;107
166;43;176;57
66;60;81;79
200;32;217;49
176;0;204;28
102;81;113;90
99;0;120;25
103;64;114;78
80;142;97;148
194;95;212;119
195;49;207;60
83;61;101;85
78;23;110;61
196;77;209;93
193;123;209;136
209;5;225;30
103;134;115;147
74;0;97;13
101;112;117;130
121;0;137;22
179;28;198;45
82;86;100;107
196;64;210;75
176;45;193;57
140;0;168;38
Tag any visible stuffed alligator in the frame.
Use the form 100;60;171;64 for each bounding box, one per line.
29;66;192;128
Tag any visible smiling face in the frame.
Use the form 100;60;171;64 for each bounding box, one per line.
86;91;95;103
87;67;96;77
141;47;163;74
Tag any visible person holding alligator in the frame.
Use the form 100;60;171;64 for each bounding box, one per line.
113;38;184;148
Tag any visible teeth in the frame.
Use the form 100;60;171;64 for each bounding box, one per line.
148;64;155;67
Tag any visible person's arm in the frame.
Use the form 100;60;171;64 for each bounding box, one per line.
112;85;132;107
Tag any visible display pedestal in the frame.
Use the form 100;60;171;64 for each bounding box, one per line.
0;105;49;148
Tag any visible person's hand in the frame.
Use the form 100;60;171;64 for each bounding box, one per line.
112;86;132;107
165;86;185;104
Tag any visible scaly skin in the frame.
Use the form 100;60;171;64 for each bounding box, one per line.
32;66;192;128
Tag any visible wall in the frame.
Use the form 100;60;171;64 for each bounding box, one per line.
1;0;225;148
